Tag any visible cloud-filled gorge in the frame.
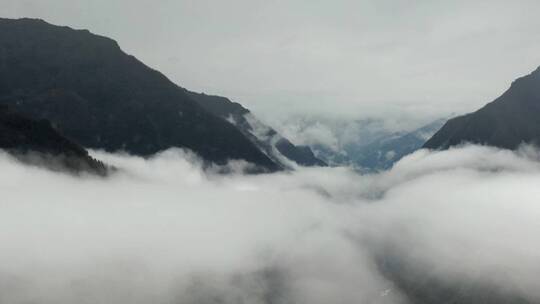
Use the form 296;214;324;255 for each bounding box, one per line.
1;145;539;304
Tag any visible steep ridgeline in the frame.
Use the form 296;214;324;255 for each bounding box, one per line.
0;106;106;174
425;67;540;150
0;18;279;172
187;91;327;168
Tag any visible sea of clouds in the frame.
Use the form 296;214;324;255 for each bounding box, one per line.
0;145;539;303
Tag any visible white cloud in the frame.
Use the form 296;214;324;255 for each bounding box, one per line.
0;145;539;303
276;120;341;151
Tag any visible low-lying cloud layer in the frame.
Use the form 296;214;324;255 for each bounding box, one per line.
1;145;539;303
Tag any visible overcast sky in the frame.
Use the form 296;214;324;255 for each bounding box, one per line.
3;0;540;123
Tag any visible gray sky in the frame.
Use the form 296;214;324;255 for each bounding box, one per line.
3;0;540;123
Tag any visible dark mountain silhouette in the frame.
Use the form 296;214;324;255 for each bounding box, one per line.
0;18;279;172
0;105;106;174
424;67;540;150
188;91;326;168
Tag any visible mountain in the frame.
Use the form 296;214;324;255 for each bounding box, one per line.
425;67;540;150
0;18;279;172
0;105;106;174
277;117;444;170
187;91;326;168
276;118;403;168
353;118;446;170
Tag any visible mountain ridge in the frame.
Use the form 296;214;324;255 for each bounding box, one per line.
0;17;280;172
0;105;106;174
424;67;540;150
187;91;327;168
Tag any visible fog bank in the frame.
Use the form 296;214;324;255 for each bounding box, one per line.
0;145;539;303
